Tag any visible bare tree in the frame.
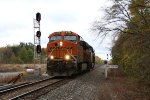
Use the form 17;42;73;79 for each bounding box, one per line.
92;0;150;39
92;0;131;38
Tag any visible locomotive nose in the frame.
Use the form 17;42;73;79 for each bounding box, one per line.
54;41;63;47
54;43;58;47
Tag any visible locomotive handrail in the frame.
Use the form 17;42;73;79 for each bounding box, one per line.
49;46;57;56
66;49;77;61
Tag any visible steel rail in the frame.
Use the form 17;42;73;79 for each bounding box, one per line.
0;76;55;94
9;79;63;100
0;82;29;91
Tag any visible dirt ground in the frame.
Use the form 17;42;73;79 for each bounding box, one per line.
99;68;150;100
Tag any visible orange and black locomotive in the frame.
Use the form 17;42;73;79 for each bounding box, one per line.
47;31;95;76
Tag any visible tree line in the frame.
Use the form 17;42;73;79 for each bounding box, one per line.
0;42;46;64
95;56;103;64
0;42;103;64
92;0;150;83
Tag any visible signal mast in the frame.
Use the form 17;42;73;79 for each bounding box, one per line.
33;12;41;69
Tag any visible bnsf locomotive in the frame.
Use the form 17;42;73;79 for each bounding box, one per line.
47;31;95;76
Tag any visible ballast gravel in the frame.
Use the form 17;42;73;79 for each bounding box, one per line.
38;65;109;100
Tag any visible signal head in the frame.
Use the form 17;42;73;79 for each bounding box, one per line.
36;45;41;53
36;12;41;22
36;31;41;38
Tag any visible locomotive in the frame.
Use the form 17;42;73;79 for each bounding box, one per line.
47;31;95;76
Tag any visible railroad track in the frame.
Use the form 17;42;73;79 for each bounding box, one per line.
0;82;29;91
0;76;71;100
10;79;70;100
0;77;53;94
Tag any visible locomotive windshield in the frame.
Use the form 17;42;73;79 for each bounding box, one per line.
50;35;62;42
64;35;77;43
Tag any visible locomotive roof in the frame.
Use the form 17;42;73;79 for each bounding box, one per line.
48;31;79;37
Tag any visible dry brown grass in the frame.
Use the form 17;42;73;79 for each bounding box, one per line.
0;64;46;72
0;64;23;72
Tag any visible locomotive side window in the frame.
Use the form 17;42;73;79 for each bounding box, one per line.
50;36;62;42
64;36;77;43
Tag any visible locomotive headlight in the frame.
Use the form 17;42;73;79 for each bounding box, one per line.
59;41;63;47
50;55;54;59
65;55;70;60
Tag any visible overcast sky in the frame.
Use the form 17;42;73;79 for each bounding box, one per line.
0;0;112;60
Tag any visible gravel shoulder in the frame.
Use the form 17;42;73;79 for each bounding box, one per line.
38;65;150;100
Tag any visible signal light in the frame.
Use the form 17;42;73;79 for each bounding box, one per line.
36;12;41;22
36;31;41;38
36;45;41;53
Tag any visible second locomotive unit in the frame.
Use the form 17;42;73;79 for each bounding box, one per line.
47;31;95;76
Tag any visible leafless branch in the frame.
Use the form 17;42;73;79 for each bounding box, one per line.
117;1;131;20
